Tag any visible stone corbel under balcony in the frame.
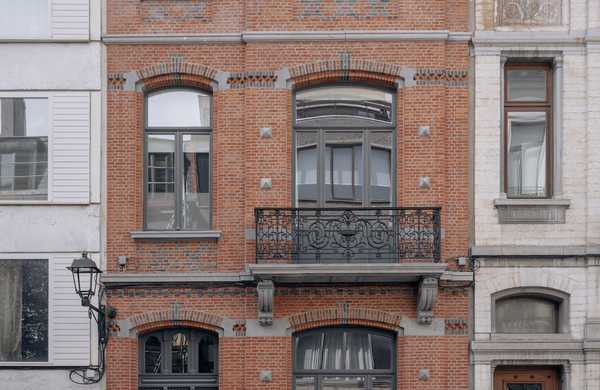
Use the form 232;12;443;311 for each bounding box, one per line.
494;198;570;224
417;277;439;325
257;280;274;326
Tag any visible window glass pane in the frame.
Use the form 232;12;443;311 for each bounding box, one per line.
296;332;323;370
296;86;393;126
171;332;189;374
322;330;345;370
296;132;319;207
507;69;547;102
145;336;162;374
198;334;217;374
496;296;558;333
322;376;367;390
147;90;210;128
146;134;176;229
371;334;392;370
0;0;49;38
325;132;363;206
346;331;373;370
0;259;48;362
507;112;547;197
182;134;210;230
372;377;394;390
0;98;49;200
294;376;316;390
370;133;392;206
507;384;542;390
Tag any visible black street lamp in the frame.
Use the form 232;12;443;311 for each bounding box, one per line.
66;251;116;384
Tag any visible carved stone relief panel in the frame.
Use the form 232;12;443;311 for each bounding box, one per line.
496;0;562;26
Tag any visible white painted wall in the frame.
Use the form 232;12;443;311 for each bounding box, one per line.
0;0;103;388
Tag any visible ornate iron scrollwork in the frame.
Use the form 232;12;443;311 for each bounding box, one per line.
255;207;441;263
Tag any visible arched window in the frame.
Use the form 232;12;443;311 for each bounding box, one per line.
294;85;395;207
493;288;569;334
139;328;218;390
144;88;212;231
294;327;396;389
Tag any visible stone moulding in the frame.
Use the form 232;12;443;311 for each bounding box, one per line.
494;198;570;224
496;0;562;26
414;68;469;87
227;71;278;89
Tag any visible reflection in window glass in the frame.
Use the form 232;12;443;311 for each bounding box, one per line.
146;134;176;229
295;376;316;390
296;86;393;126
296;132;319;208
0;259;48;362
372;377;393;390
496;296;558;333
507;112;547;197
325;132;363;206
370;133;392;205
0;98;49;200
147;90;210;128
182;134;210;230
198;333;217;374
0;0;49;38
507;69;547;102
171;333;189;374
144;336;162;374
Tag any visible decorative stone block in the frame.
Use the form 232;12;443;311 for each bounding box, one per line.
260;178;272;190
419;126;431;137
259;370;272;382
494;199;570;224
419;176;431;190
496;0;562;26
260;127;272;138
419;368;430;381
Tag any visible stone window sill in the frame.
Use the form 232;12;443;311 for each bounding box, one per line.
494;198;570;224
130;230;222;240
490;333;573;342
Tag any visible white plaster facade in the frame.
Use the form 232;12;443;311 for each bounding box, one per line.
472;0;600;388
0;1;104;389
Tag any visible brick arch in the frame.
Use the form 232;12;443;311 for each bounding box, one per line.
287;57;411;89
288;303;403;333
128;308;224;335
135;58;220;92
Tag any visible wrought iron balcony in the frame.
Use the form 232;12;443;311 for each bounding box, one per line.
255;207;441;264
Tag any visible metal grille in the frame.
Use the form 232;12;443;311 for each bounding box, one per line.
255;207;441;263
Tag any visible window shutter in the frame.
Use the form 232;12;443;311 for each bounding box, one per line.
51;256;91;365
51;0;90;40
50;93;91;203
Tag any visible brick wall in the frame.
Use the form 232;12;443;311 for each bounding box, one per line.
105;1;471;389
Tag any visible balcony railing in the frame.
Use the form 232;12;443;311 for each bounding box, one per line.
255;207;441;264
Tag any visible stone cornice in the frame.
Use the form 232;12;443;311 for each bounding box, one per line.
102;30;471;44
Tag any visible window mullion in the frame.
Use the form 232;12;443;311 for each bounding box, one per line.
175;132;182;230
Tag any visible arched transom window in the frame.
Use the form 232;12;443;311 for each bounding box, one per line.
294;327;396;389
294;85;395;208
139;328;218;390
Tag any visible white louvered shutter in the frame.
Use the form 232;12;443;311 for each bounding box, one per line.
51;0;90;40
51;256;91;365
50;93;90;203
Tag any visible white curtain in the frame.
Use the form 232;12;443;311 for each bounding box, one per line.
298;332;323;370
0;263;23;361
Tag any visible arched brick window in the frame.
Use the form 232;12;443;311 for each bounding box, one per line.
294;85;395;208
144;88;212;231
293;327;396;389
139;328;218;390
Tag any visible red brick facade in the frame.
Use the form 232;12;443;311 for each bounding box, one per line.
105;1;471;389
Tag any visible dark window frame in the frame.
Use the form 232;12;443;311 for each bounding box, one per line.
292;83;396;208
503;63;553;199
292;327;397;390
139;328;218;389
143;87;213;231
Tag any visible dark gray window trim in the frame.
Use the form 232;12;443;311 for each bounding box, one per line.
143;87;213;231
491;287;570;334
130;230;222;240
139;328;219;386
292;326;397;390
292;83;397;208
